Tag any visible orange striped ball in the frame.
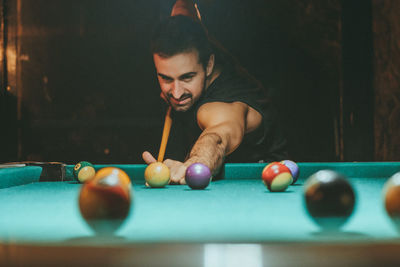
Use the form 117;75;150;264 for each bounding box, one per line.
262;162;293;192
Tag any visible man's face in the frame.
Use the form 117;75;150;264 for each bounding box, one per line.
153;50;207;112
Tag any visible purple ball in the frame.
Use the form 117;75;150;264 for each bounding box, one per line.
185;163;212;190
281;160;300;184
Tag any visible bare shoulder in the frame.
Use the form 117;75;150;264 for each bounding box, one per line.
197;102;262;133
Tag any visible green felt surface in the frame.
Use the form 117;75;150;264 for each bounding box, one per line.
0;171;400;245
0;166;42;189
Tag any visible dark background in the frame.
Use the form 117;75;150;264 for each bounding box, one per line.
1;0;398;164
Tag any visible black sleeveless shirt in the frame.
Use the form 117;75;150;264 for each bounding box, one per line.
164;48;287;163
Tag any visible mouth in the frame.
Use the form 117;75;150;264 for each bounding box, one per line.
169;96;191;106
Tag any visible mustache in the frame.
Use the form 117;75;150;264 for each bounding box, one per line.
167;93;192;101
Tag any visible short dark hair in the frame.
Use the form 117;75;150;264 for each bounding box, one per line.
151;15;212;68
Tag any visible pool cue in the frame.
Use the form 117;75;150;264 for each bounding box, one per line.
157;106;172;162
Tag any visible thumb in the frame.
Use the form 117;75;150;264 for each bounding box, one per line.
142;151;157;164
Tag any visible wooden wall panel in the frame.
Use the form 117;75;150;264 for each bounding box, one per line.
372;0;400;160
2;0;344;163
202;0;342;161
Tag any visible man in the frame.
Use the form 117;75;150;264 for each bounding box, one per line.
143;0;287;184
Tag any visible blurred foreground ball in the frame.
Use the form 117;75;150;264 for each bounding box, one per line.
79;167;132;234
383;172;400;231
304;170;355;230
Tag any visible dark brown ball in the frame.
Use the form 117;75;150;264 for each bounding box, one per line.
304;170;355;230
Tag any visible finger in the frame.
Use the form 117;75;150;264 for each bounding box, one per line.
170;171;185;184
171;167;186;184
169;174;181;184
142;151;157;164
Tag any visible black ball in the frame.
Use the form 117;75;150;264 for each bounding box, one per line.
304;170;355;230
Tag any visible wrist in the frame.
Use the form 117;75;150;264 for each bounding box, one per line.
184;158;216;180
184;157;201;167
184;156;212;170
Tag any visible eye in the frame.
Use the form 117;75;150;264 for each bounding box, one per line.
182;75;194;82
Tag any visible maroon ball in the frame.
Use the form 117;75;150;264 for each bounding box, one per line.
185;163;212;190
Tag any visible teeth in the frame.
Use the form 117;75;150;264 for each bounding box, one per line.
173;98;188;103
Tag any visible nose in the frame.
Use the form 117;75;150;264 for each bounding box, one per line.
171;80;184;99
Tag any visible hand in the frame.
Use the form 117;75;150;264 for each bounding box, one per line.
163;159;187;185
142;151;187;185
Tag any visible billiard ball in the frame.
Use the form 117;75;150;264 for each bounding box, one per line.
144;162;170;188
185;163;212;190
281;160;300;184
261;162;292;192
304;170;355;230
74;161;96;183
79;167;132;234
383;172;400;230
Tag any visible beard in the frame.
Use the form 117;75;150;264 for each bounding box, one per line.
167;93;193;112
163;73;208;112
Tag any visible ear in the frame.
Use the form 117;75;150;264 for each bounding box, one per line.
206;54;215;77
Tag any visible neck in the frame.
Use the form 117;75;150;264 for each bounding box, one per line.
205;66;222;90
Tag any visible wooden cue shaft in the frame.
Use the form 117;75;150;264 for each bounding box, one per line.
157;106;172;162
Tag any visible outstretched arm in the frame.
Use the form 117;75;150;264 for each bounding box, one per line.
167;101;261;184
185;102;247;172
143;101;262;184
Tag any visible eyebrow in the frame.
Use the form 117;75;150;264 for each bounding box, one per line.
157;72;197;80
179;72;197;79
157;73;172;80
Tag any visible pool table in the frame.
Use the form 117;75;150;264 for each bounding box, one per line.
1;162;400;266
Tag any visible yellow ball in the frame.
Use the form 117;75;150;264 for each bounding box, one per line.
144;162;170;188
